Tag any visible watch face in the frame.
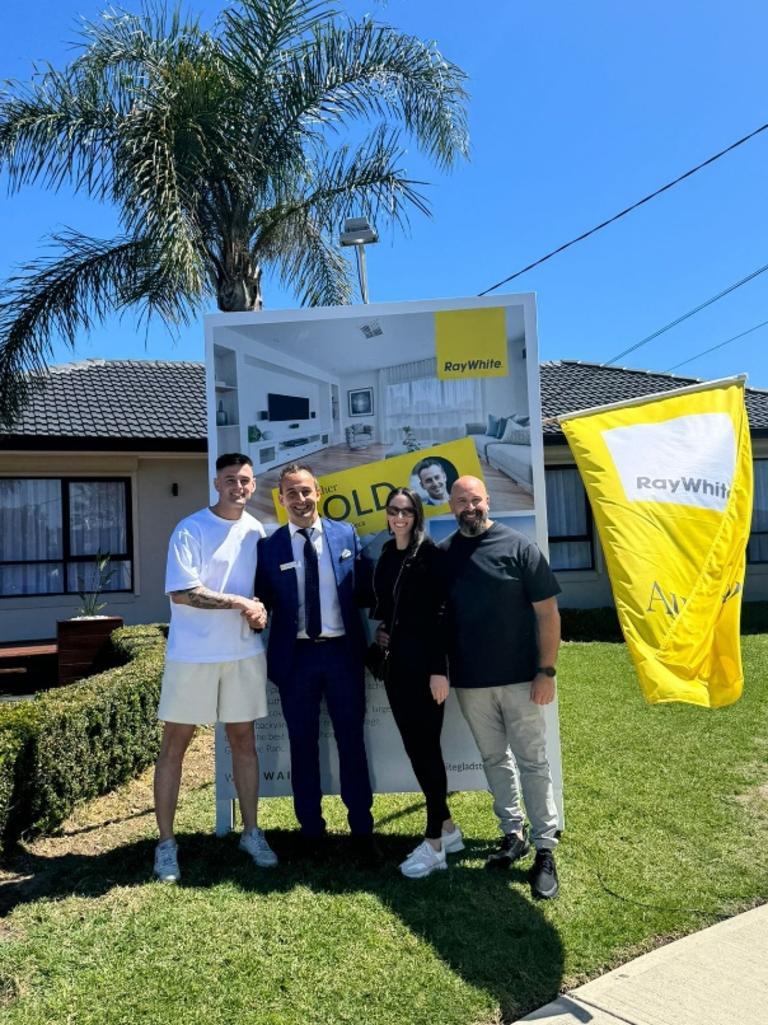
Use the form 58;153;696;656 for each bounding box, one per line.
538;666;556;677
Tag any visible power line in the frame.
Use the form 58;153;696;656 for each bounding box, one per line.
605;261;768;365
665;318;768;372
478;120;768;297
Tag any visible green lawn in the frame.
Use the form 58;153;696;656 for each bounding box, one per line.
1;638;767;1024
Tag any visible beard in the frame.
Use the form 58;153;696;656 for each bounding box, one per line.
458;509;488;536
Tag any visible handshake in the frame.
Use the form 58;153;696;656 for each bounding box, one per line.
237;596;268;632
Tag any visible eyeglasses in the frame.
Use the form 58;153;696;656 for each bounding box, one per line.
386;506;416;518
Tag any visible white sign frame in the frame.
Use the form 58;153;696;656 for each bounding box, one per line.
204;294;563;836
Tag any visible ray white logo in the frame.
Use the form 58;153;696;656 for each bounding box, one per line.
602;412;736;512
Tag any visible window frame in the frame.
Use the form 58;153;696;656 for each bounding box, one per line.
0;476;134;598
545;464;595;572
747;457;768;565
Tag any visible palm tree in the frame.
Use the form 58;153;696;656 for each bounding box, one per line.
0;0;468;425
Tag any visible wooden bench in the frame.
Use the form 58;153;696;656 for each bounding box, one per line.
0;642;58;693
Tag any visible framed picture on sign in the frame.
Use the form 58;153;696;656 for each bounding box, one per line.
348;387;374;417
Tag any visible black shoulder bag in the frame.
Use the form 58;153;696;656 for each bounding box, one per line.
366;553;411;681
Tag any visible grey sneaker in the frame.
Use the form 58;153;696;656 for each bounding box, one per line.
239;827;278;868
154;839;180;883
441;825;465;854
485;828;531;869
400;840;447;879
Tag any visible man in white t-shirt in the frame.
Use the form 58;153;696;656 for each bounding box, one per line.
153;453;276;882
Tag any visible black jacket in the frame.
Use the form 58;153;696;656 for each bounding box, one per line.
372;538;447;678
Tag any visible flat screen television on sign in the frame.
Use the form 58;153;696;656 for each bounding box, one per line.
267;393;310;421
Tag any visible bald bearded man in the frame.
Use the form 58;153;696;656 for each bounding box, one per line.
440;475;562;900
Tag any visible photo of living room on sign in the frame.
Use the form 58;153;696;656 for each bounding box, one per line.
205;298;538;528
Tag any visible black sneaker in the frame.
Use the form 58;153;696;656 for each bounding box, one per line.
349;834;384;868
529;848;559;900
485;829;531;869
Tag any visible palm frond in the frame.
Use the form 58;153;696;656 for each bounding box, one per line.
263;126;430;240
263;211;352;306
0;230;203;426
0;66;118;197
263;19;470;172
221;0;336;81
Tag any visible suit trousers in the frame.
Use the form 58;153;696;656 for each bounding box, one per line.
386;672;450;838
279;638;373;836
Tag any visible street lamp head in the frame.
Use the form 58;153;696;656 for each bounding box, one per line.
340;216;378;246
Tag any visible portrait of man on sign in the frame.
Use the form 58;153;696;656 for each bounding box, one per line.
412;457;458;507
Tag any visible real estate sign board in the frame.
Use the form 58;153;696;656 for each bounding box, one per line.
204;294;563;833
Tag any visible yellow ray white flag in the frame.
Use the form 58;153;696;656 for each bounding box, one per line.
560;376;753;708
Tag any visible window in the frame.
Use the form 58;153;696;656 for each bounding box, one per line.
748;459;768;564
381;358;484;446
545;466;594;571
0;478;133;597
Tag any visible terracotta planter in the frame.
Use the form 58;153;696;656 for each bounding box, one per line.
57;616;124;685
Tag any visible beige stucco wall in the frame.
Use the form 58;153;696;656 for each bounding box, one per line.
0;451;209;642
544;438;768;608
2;436;765;640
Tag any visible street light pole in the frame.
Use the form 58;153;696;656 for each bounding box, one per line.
356;243;370;304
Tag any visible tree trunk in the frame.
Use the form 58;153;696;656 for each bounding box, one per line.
215;245;263;311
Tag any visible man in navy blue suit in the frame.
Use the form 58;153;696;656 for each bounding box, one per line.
255;463;374;849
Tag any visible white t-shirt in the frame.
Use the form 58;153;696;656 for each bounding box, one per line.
165;507;266;662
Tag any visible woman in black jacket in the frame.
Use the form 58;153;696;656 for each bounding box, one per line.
371;486;463;878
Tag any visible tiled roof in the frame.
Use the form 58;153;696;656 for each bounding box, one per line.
3;357;766;450
540;361;768;438
2;359;207;449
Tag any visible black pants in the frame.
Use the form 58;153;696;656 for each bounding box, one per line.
386;672;450;838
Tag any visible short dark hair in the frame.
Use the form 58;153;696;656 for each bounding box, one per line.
414;458;446;480
278;462;316;491
215;452;253;472
384;486;426;551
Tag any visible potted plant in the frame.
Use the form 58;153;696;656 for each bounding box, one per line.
401;425;420;452
57;553;125;685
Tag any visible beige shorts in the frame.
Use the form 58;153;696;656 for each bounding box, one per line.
158;653;268;725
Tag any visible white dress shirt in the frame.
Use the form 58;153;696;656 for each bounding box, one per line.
288;519;345;638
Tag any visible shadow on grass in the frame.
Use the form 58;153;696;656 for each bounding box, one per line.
0;828;564;1022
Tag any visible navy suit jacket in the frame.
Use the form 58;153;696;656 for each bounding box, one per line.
255;518;371;688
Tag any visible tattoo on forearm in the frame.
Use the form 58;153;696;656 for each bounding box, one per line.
171;586;240;610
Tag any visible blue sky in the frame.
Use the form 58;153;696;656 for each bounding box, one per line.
2;0;767;388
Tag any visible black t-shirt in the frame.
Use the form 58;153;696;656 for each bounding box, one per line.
440;522;561;687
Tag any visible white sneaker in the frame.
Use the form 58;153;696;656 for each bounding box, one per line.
239;827;278;868
154;839;180;883
400;840;447;879
442;825;465;854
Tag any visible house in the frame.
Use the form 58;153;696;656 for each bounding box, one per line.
539;361;768;608
0;359;209;642
1;357;765;642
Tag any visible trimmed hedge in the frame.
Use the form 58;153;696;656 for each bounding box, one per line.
741;601;768;635
560;606;622;643
560;600;768;642
0;624;166;856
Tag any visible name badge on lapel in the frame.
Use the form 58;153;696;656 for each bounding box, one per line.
280;560;298;571
340;549;352;560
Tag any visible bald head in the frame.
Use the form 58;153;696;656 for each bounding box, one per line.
451;475;487;500
450;476;492;536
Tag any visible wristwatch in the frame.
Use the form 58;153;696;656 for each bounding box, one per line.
536;666;557;677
